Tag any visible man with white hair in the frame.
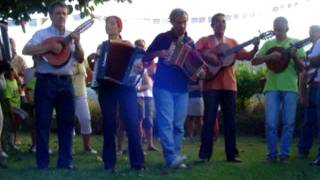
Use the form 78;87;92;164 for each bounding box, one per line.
145;8;194;168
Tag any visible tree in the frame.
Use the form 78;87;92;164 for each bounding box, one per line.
0;0;132;23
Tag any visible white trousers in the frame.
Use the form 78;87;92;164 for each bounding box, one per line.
75;96;92;135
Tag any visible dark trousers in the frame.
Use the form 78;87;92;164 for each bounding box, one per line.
34;74;75;168
298;84;320;156
98;84;144;170
199;90;237;160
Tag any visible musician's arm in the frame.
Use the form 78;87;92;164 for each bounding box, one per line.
238;38;260;60
292;56;304;72
251;55;271;65
22;43;53;56
73;41;84;63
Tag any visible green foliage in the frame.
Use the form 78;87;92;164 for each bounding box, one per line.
0;0;132;23
236;62;266;110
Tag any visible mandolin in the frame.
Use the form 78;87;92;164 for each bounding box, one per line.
41;18;94;67
266;37;311;73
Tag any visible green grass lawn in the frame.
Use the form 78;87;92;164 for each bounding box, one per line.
1;135;320;180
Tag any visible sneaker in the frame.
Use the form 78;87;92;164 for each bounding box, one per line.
169;156;186;169
10;144;19;150
146;146;159;152
227;157;242;163
195;158;209;164
29;145;36;153
84;148;98;155
0;151;8;158
310;158;320;166
117;149;127;155
177;163;188;169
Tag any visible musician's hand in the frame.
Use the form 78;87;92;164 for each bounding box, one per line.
70;32;81;43
202;49;222;66
207;53;222;66
268;51;282;61
157;50;169;59
253;37;260;48
288;47;298;58
48;42;63;54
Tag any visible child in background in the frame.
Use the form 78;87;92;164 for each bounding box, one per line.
2;68;28;150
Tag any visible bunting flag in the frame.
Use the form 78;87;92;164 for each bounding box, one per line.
73;14;81;21
7;20;15;26
27;19;37;27
152;18;160;24
40;17;48;25
7;0;314;28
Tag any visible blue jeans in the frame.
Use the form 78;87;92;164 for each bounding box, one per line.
153;87;188;165
98;83;144;170
265;91;297;158
34;74;75;168
298;84;320;156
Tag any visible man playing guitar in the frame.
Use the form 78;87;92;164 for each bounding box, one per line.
196;13;259;163
22;1;84;169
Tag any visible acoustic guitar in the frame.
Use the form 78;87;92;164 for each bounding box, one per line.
266;37;311;73
205;31;274;80
41;18;94;67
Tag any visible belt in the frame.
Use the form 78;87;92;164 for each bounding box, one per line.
36;73;71;80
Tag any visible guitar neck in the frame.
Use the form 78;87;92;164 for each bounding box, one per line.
293;37;311;49
61;18;95;47
224;38;255;56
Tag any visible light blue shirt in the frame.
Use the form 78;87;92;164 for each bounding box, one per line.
308;39;320;81
26;25;76;75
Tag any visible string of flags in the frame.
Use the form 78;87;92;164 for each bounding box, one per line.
6;0;313;28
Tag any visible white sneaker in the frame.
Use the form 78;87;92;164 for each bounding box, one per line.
29;145;36;153
0;151;8;158
178;163;188;169
169;155;186;168
84;148;98;155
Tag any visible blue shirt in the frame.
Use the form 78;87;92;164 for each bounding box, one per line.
146;30;194;93
26;25;76;75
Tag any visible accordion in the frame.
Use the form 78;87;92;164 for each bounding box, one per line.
166;42;206;79
91;40;145;87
